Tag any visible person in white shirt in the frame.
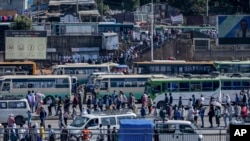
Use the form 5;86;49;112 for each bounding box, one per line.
199;94;205;106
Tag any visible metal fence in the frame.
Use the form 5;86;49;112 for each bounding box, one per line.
0;128;229;141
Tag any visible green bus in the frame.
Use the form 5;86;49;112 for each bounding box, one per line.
94;74;166;102
145;76;221;108
214;60;250;74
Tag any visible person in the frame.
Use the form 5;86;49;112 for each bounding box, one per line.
199;106;205;128
40;123;45;141
48;124;55;141
107;125;111;141
147;96;153;115
10;123;18;141
215;106;221;127
208;105;215;128
235;19;250;38
7;114;15;127
3;125;9;141
63;110;70;126
111;127;118;141
19;124;27;141
98;124;105;141
140;106;146;118
222;104;229;128
82;126;92;141
61;126;68;141
153;126;159;141
27;110;32;128
47;97;53;116
39;107;47;127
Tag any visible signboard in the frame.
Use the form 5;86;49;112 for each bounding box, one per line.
230;124;250;141
5;31;47;60
217;15;250;45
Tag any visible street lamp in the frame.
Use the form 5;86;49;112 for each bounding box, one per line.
151;0;154;61
206;0;208;17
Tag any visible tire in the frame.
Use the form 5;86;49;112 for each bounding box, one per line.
156;101;165;109
15;116;24;125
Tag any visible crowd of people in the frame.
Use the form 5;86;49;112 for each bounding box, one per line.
1;88;250;141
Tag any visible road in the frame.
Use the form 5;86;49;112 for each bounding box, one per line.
30;104;229;141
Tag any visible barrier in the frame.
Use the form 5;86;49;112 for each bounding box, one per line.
0;127;229;141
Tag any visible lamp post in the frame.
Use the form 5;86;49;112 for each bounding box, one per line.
151;0;154;61
206;0;208;17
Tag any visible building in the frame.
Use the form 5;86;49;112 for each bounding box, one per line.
0;0;29;10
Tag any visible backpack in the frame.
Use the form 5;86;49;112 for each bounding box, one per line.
176;110;181;119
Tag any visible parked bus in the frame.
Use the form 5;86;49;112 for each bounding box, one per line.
51;63;118;84
0;75;72;103
219;75;250;103
145;75;221;108
94;74;166;102
0;61;36;75
133;60;217;75
214;60;250;74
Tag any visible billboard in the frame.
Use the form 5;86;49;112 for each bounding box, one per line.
217;15;250;45
5;31;47;60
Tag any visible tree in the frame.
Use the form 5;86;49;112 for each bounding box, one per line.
11;15;32;30
97;0;110;16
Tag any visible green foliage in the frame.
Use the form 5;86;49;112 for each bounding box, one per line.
97;0;110;15
11;15;32;30
123;0;140;11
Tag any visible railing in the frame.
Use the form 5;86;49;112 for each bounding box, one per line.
0;128;229;141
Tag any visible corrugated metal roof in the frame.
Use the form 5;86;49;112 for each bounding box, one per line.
78;10;99;16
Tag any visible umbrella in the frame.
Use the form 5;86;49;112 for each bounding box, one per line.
211;101;222;107
36;92;45;98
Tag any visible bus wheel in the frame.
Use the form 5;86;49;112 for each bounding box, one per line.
156;101;165;109
15;116;24;125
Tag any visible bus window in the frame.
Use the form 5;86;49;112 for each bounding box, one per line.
222;81;231;90
179;82;189;92
242;81;250;88
232;81;241;90
2;83;10;91
213;81;220;90
190;82;201;91
202;82;213;91
168;82;179;92
152;85;161;94
100;82;108;90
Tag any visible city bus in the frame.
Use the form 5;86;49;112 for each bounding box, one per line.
0;61;36;75
219;75;250;103
94;74;166;102
51;63;118;84
0;75;72;103
133;60;217;75
145;75;221;108
214;60;250;74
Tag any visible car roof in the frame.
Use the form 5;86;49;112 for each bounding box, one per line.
155;120;192;125
81;112;137;118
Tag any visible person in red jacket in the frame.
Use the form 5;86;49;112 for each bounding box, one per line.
241;104;248;119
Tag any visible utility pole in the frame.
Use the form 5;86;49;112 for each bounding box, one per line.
77;0;81;22
151;0;154;61
206;0;208;17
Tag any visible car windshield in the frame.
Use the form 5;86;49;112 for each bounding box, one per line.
70;116;89;127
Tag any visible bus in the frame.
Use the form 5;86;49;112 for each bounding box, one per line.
94;74;166;102
0;61;36;75
0;75;72;103
51;63;118;84
133;60;217;75
219;75;250;103
145;76;221;108
98;22;141;41
214;60;250;74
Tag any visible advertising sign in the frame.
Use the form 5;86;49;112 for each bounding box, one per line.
217;15;250;45
5;31;47;60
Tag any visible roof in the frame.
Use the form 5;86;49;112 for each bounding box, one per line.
134;60;214;65
0;75;71;79
81;112;136;118
96;74;167;79
102;32;118;36
78;10;100;16
155;120;192;125
49;0;95;6
214;60;250;65
120;119;154;126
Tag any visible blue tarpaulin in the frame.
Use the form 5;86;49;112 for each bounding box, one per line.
119;119;154;141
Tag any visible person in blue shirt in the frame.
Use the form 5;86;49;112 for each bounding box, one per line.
140;106;146;118
199;106;205;128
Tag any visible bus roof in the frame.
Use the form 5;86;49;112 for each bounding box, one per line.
214;60;250;65
149;76;220;82
0;61;36;65
53;63;111;68
134;60;214;65
96;74;167;79
0;75;71;79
